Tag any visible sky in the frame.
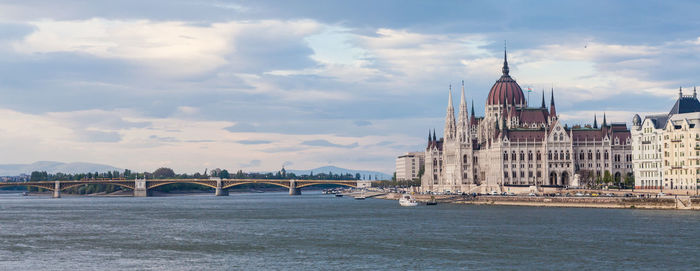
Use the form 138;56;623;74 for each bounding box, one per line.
0;0;699;174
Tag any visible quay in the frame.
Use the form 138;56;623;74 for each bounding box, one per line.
0;178;371;198
379;192;699;210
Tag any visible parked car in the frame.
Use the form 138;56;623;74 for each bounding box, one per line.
575;192;584;197
528;192;537;197
489;191;499;196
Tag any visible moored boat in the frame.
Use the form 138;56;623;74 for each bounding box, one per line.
399;194;418;207
426;196;437;205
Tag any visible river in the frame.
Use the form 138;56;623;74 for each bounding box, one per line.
0;192;698;270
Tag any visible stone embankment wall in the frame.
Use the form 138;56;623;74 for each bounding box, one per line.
382;193;698;210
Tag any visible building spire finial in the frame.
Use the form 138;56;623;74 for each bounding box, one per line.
541;89;546;108
694;86;697;98
593;113;598;129
502;40;509;76
679;86;683;98
471;100;475;117
603;112;607;127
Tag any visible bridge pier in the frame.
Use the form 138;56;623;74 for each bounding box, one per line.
289;180;301;195
134;178;150;197
215;180;228;196
53;181;61;198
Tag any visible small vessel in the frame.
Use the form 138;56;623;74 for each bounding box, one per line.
355;190;366;200
335;194;343;197
399;194;418;207
22;192;29;196
426;196;437;205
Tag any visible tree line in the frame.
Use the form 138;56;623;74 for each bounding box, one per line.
17;167;368;194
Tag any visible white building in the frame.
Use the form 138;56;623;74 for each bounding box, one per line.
632;88;700;191
421;50;633;194
395;152;425;181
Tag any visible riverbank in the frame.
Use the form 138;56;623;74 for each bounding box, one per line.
377;193;700;210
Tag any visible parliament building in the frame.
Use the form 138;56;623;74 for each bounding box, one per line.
421;50;633;193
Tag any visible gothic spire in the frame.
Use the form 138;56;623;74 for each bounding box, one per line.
444;86;456;140
603;112;607;127
541;90;546;108
679;86;683;98
432;129;436;142
502;41;510;76
549;88;557;117
694;86;697;98
593;114;598;129
458;80;469;141
447;84;453;108
471;100;475;117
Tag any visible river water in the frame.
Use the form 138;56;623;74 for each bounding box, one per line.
0;192;698;270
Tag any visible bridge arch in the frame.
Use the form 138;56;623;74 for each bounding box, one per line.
222;182;290;189
61;182;135;191
147;181;217;190
296;182;357;189
0;184;55;191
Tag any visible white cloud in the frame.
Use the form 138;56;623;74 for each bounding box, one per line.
13;18;322;77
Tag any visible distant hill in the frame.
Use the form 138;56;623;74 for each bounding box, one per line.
0;161;122;176
283;165;391;180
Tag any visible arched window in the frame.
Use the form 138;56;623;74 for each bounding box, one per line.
433;159;438;167
503;151;508;161
520;151;525;160
579;151;584;160
512;151;517;161
604;150;609;160
536;151;541;160
588;150;592;160
548;151;552;160
528;151;533;160
565;151;570;160
596;150;601;160
463;155;468;164
554;151;559;160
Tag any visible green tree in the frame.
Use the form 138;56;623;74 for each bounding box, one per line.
153;167;176;179
603;170;613;186
219;169;230;179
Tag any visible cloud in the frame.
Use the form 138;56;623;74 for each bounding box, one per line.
225;123;258;132
301;139;359;149
239;159;261;168
354;120;372;126
237;140;272;145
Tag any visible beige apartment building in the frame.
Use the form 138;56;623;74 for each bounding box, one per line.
395;152;424;181
633;88;700;194
663;111;700;192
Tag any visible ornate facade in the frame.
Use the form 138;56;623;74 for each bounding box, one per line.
421;51;633;193
632;88;700;191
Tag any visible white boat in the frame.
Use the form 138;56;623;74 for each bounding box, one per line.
399;194;419;207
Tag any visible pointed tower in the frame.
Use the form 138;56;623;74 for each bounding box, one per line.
550;89;556;116
444;86;457;141
427;130;432;147
679;87;683;98
541;90;546;108
593;114;598;129
694;86;697;98
602;112;607;127
502;42;510;76
457;80;470;142
471;100;475;117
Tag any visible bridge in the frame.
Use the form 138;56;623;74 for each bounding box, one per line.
0;178;371;198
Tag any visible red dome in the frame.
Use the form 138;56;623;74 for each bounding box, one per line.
486;74;525;105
